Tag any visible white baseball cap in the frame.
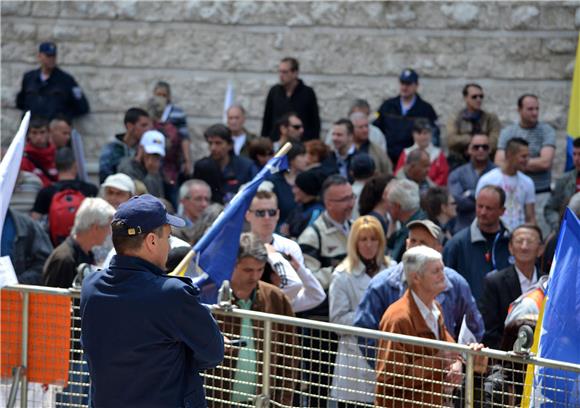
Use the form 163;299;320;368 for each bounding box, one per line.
102;173;136;194
140;130;165;157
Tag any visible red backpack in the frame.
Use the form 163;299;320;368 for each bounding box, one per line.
48;189;86;246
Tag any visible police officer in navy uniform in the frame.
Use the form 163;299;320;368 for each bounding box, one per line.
16;42;90;120
80;194;224;408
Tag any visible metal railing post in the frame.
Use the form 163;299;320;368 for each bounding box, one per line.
465;353;474;408
259;319;272;407
20;292;29;408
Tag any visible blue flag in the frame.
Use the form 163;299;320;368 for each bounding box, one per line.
531;208;580;406
191;154;288;303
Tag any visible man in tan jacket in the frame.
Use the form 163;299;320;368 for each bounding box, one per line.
446;83;501;168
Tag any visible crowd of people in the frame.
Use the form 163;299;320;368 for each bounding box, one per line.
3;41;580;407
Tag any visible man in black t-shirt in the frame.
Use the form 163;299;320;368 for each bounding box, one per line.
31;147;98;220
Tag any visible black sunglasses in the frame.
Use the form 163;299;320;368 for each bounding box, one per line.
470;94;484;100
290;124;303;130
250;209;278;218
472;144;490;151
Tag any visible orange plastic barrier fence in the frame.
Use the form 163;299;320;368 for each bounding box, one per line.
1;290;71;386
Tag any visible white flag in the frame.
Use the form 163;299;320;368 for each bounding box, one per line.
0;112;30;240
222;80;235;123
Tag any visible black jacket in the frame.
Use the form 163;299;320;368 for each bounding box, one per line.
193;154;257;204
373;94;438;164
16;66;90;120
261;79;320;141
478;265;544;349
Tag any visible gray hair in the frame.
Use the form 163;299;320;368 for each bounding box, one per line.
71;198;116;235
227;104;246;116
179;179;210;201
238;232;268;263
402;245;442;282
189;203;224;245
349;111;368;123
387;179;420;212
348;99;371;115
568;192;580;216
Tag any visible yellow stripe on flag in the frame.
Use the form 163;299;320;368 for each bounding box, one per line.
520;295;548;408
567;34;580;139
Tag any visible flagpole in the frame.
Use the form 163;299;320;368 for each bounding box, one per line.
168;142;293;277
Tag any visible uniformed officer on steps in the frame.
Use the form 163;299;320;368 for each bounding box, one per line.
80;194;224;408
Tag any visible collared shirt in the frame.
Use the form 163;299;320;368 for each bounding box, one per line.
326;214;350;237
335;144;356;178
515;265;538;294
411;290;441;339
232;133;247;156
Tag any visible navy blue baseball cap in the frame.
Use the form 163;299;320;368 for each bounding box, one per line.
39;42;57;56
399;68;418;84
113;194;185;236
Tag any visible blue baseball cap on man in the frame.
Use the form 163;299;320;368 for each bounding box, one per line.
113;194;185;236
39;42;57;56
399;68;418;84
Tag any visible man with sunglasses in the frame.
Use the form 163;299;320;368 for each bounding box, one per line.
448;134;496;232
446;83;501;168
273;112;304;151
246;191;325;313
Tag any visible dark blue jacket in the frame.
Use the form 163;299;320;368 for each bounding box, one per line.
373;94;438;164
16;66;90;120
193;154;257;204
443;219;511;301
80;255;224;408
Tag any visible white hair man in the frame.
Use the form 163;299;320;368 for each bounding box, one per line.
43;198;115;288
385;178;427;262
375;245;486;407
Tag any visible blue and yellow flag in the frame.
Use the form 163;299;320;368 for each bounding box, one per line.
527;208;580;406
189;153;288;303
565;34;580;171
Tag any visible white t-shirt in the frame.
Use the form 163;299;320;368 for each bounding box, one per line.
476;168;535;231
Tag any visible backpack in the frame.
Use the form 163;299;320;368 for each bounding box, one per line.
48;189;86;246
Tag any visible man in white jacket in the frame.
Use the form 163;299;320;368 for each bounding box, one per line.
246;190;326;312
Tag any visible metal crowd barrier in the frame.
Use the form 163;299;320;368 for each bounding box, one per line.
1;285;579;407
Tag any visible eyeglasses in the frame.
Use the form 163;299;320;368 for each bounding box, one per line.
471;144;490;151
250;209;278;218
470;94;484;100
328;194;356;203
290;124;303;130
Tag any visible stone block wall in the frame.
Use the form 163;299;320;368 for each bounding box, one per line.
1;1;578;172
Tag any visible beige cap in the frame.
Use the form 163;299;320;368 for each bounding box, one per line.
407;219;443;242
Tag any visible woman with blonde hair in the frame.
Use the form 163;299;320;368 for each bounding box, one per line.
329;215;393;406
